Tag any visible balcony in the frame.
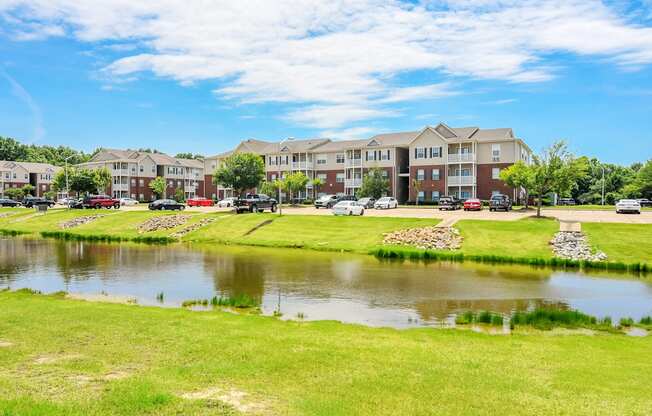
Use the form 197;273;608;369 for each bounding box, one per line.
112;169;130;176
447;176;476;186
447;153;476;163
112;183;129;191
291;161;314;170
345;178;362;188
345;159;362;167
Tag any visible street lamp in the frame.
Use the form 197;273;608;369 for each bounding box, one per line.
601;166;606;206
64;155;73;208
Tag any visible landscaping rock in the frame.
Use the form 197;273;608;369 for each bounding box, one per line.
383;226;462;250
138;214;190;233
170;218;216;238
59;215;106;229
550;231;607;262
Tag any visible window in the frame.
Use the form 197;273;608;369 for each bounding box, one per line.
177;180;182;187
151;166;155;173
139;193;144;200
380;149;390;161
131;166;136;174
417;191;425;201
336;154;345;164
431;191;440;201
414;147;426;159
461;191;471;199
316;154;327;165
431;169;440;181
131;193;136;199
336;173;345;183
24;174;28;180
139;179;144;186
131;178;136;186
492;190;501;196
381;170;388;178
317;173;327;181
429;147;442;158
139;165;144;173
492;167;500;179
416;169;425;180
492;144;501;162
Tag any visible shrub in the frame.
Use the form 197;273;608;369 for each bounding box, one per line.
210;294;258;309
639;316;652;325
510;308;601;331
619;317;634;327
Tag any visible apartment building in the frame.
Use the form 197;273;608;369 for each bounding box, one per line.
212;123;530;203
202;150;234;200
0;161;61;197
78;149;204;201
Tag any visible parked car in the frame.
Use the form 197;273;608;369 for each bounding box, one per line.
69;198;84;209
119;197;139;206
636;198;652;208
234;194;277;213
438;196;462;211
315;194;356;209
557;198;576;206
489;194;512;212
22;196;55;208
217;197;236;208
374;197;398;209
356;197;376;209
616;199;641;214
148;199;186;211
332;200;364;216
82;195;120;209
463;198;482;211
187;197;214;207
0;198;20;207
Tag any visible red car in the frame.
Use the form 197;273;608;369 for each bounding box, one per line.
463;198;482;211
187;197;214;207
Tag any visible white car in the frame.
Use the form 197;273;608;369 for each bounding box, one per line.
119;197;139;206
374;197;398;209
616;199;641;214
332;200;364;216
217;197;236;208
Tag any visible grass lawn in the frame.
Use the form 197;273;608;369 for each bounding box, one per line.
582;223;652;263
1;291;651;415
455;217;560;258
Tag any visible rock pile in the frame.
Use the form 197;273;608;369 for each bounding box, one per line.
383;227;462;250
59;215;106;229
138;214;190;233
550;232;607;261
170;218;216;238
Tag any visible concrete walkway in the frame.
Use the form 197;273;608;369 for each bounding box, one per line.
559;221;581;232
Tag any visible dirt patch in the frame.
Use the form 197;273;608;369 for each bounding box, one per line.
59;215;106;229
0;340;13;347
383;226;462;250
180;386;267;414
138;214;190;233
170;217;216;238
67;292;138;305
34;353;82;365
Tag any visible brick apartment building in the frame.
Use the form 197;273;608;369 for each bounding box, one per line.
0;161;61;197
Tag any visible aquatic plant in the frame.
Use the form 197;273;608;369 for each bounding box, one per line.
210;294;258;308
455;310;503;326
619;317;634;327
40;231;175;245
510;308;613;331
296;312;305;320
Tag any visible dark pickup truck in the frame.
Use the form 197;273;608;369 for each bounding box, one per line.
489;194;512;212
234;194;278;213
82;195;121;209
22;196;55;208
438;195;462;210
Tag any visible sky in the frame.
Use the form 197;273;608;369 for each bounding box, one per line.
0;0;651;164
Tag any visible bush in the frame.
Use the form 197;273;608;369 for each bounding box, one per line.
639;316;652;325
619;317;634;327
510;308;602;331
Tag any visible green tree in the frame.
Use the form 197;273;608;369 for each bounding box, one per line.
69;169;98;196
624;159;652;199
359;168;389;199
499;161;535;208
530;141;588;217
213;153;265;197
92;167;112;194
258;180;279;198
4;187;24;200
149;177;167;199
21;184;35;197
43;190;56;200
0;136;27;161
175;152;204;160
311;177;324;198
174;188;185;202
283;171;309;203
412;178;423;206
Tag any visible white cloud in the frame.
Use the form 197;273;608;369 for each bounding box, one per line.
484;98;518;105
2;0;652;128
1;69;45;142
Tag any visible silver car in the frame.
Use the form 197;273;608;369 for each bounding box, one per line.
615;199;641;214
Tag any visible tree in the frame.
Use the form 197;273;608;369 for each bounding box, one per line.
499;161;535;208
258;180;279;198
412;178;423;206
149;177;167;199
92;167;112;194
1;136;92;166
359;168;389;199
283;171;309;203
43;190;56;200
213;153;265;197
21;184;35;197
175;152;204;160
624;159;652;199
311;177;324;198
4;187;24;200
174;188;185;202
530;141;588;217
69;169;98;196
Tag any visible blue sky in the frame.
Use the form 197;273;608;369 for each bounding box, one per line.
1;0;652;164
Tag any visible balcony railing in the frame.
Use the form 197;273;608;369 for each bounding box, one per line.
345;178;362;188
447;176;476;186
447;153;476;163
291;161;314;170
345;159;362;167
112;169;130;176
112;183;129;191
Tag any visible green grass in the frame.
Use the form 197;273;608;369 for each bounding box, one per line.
1;290;652;415
582;223;652;263
456;217;560;258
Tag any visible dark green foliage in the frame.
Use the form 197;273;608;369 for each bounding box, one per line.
619;317;634;327
358;168;390;199
40;231;175;245
0;229;28;236
639;316;652;325
213;152;265;196
455;310;503;326
510;308;606;330
210;294;258;308
0;136;92;166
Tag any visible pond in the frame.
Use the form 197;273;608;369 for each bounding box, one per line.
1;238;651;328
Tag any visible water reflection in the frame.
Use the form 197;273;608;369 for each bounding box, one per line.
1;238;651;328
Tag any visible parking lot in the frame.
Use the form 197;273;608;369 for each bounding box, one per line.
118;204;652;224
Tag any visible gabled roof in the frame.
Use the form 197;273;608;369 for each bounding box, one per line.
84;149;204;169
263;138;331;154
236;139;274;154
0;160;60;173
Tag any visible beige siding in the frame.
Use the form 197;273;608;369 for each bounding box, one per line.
476;141;516;164
408;129;447;166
